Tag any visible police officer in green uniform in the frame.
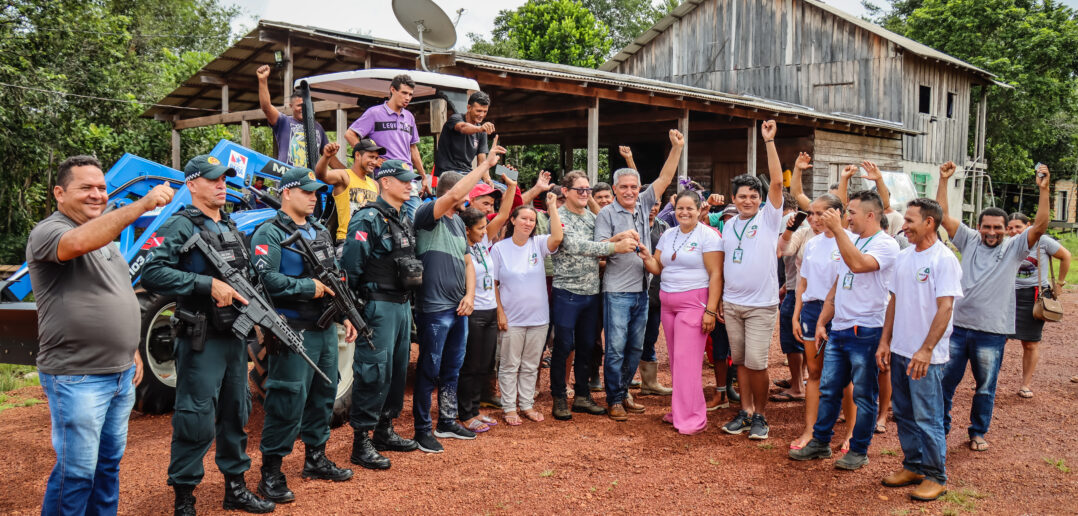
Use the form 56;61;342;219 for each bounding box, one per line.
251;167;357;503
141;155;276;515
341;159;424;469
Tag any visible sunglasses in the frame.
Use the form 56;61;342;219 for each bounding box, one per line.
568;187;593;195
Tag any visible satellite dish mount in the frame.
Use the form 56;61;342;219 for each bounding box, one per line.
392;0;457;72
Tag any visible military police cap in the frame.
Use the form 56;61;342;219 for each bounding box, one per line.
374;159;420;182
279;167;327;192
184;154;237;181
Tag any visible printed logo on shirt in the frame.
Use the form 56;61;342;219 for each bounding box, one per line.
374;120;415;134
254;244;268;256
916;267;931;283
355;230;368;241
746;225;758;239
529;252;539;266
830;249;842;261
686;242;699;252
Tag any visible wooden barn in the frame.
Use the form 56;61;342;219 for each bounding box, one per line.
602;0;1006;215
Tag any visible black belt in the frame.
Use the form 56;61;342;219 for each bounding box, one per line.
365;290;409;304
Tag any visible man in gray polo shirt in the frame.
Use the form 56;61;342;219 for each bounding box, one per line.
935;161;1051;452
594;129;684;420
28;155;173;514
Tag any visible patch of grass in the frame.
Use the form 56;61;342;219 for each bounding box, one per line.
1050;230;1077;284
880;449;899;457
757;443;774;450
891;509;909;516
0;393;42;413
940;487;989;512
1044;457;1071;473
0;364;38;392
540;469;555;478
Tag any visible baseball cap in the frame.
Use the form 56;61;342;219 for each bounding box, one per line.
353;138;386;155
279;167;327;192
184;154;236;181
374;160;421;182
469;183;499;200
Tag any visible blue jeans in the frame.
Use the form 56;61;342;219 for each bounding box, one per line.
778;293;803;354
403;195;422;221
642;302;661;363
942;326;1007;438
39;366;136;516
550;288;600;398
890;353;948;486
603;291;649;404
813;326;881;454
414;308;469;432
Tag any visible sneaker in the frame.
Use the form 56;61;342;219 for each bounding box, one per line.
747;413;770;440
788;438;832;460
414;432;444;453
721;410;752;435
835;451;869;470
433;421;476;440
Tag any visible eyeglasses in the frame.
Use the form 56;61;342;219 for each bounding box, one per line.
568;187;593;195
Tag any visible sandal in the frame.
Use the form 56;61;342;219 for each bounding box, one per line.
769;391;805;402
662;412;674;425
773;379;792;389
464;418;491;433
521;408;545;422
969;437;989;452
875;422;887;434
840;439;851;454
478;414;498;426
790;436;810;450
1018;388;1034;399
504;411;522;426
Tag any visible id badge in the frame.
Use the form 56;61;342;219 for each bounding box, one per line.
482;275;493;291
732;248;744;264
842;271;855;290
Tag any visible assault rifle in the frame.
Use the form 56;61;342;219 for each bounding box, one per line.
180;232;332;384
281;230;374;349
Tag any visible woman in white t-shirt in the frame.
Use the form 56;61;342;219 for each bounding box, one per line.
638;191;722;435
491;193;563;426
789;193;857;451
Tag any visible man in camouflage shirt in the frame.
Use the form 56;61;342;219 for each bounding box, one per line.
548;170;640;421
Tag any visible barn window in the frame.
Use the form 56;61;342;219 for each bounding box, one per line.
946;92;956;118
912;172;931;197
918;86;932;114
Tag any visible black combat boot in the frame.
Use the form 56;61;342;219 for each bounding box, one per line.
222;473;275;513
372;419;418;452
173;484;196;516
302;443;354;481
257;455;294;504
350;430;391;470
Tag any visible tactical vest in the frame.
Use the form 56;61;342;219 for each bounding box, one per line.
358;203;423;301
175;208;254;332
269;218;337;325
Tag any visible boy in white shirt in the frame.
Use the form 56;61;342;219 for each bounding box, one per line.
789;190;899;470
877;198;963;502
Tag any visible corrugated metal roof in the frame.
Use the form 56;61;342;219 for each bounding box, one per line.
600;0;997;81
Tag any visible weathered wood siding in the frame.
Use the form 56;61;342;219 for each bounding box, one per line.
901;55;972;165
811;130;903;197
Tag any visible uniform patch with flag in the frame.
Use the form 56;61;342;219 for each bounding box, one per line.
355;230;368;241
141;232;163;250
255;244;268;255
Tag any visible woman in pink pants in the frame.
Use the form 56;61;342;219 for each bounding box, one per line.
638;190;722;434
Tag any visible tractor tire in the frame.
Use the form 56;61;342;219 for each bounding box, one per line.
248;324;355;428
136;293;178;414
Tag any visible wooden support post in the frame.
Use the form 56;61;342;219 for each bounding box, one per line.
747;120;758;177
240;120;250;148
336;108;347;163
283;36;294;107
677;109;689;188
221;84;229;114
171;122;181;170
587;98;599;185
562;140;573;176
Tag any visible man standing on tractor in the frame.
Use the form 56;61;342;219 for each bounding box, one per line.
141;155;276;515
315;139;384;244
250;167;358;505
257;64;343;169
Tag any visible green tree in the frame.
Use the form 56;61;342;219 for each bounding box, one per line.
469;0;612;68
582;0;680;56
866;0;1078;184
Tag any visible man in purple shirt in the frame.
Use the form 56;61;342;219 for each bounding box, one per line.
257;64;342;169
346;74;427;219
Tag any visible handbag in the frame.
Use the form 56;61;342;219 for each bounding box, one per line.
1032;245;1064;322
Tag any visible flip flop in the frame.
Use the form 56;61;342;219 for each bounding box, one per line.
464;419;491;433
504;412;522;426
662;412;674;424
875;422;886;434
773;379;792;389
478;414;498;426
769;392;805;402
1018;388;1034;399
969;437;989;452
840;439;851;454
521;408;545;422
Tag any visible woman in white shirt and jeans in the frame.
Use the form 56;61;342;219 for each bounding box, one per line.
492;193;563;425
637;191;722;435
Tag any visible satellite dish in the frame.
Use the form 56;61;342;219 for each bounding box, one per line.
392;0;457;71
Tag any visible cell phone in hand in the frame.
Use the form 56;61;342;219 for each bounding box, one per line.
495;164;518;182
1035;162;1045;179
789;210;809;230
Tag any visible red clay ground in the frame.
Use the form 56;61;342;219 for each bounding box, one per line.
2;293;1077;515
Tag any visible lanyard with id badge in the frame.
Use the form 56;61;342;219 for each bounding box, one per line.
471;243;494;291
841;231;881;289
731;213;757;264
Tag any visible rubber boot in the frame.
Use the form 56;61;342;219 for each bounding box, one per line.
222;474;275;513
257;455;294;504
174;484;196;516
638;361;672;395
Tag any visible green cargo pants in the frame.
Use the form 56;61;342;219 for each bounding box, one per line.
167;334;251;486
349;299;412;431
260;325;339;457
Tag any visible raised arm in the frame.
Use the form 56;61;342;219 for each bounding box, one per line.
935;161;959;239
314;143;350;191
57;185;173;261
619;145;638;172
485;168;518;240
1028;164;1052;249
837;164;857;205
760;120;783;209
521;170;552;207
791;152;813;211
546;192;563;252
649;130;686;197
433;136;505;218
862;160;891;211
256;65;280;128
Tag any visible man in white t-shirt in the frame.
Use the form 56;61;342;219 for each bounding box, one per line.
717;120;785;441
789;189;899;470
875;198;963;502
